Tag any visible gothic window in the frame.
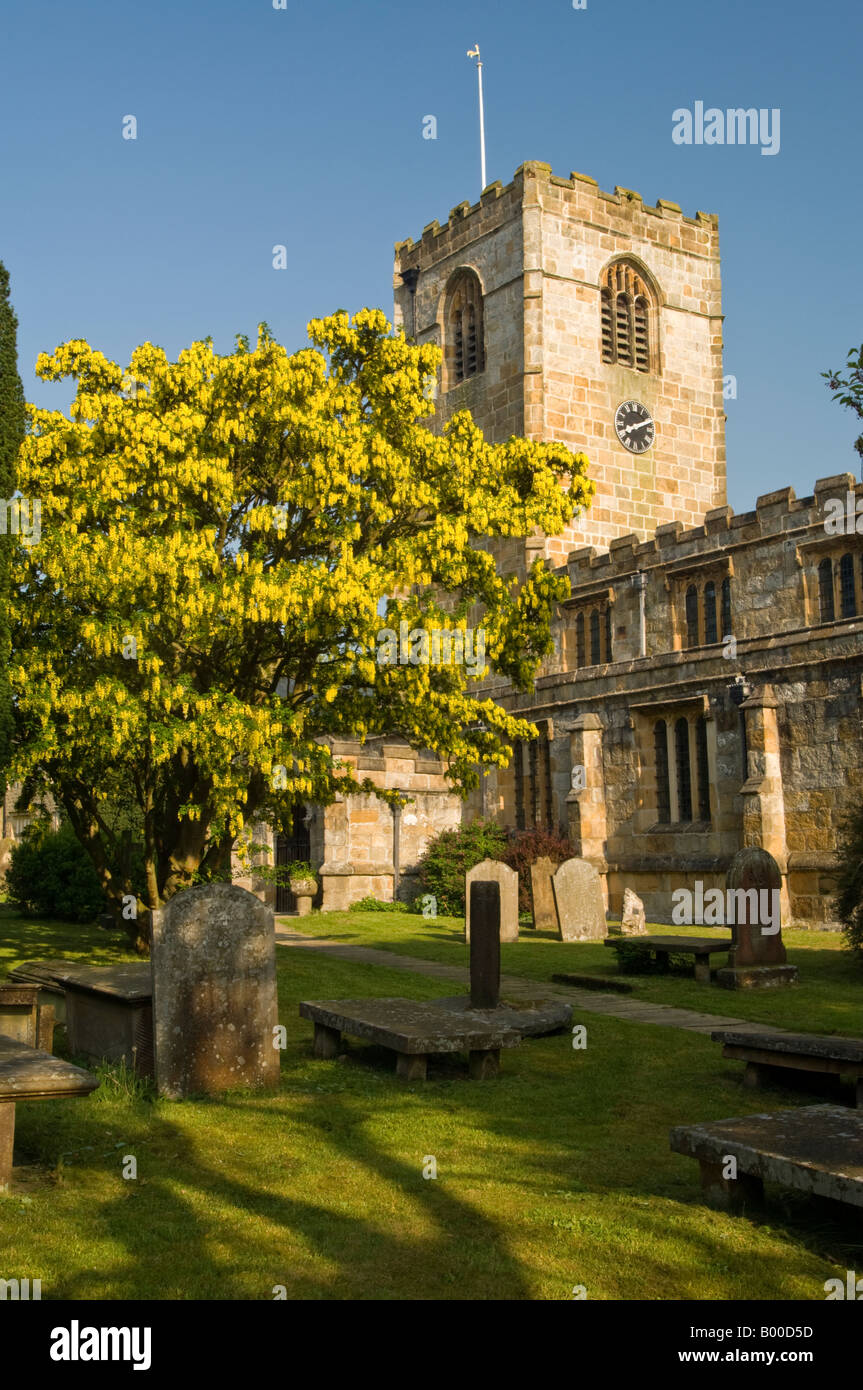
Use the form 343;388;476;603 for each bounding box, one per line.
819;557;835;622
703;581;718;644
674;718;693;821
840;552;856;617
446;270;484;385
696;716;711;821
721;577;732;639
576;612;586;667
589;609;601;665
605;606;613;664
600;261;654;372
685;584;699;647
654;720;670;823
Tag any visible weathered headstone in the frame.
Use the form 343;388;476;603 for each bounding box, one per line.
150;884;280;1098
529;857;560;933
465;860;518;942
469;882;501;1009
716;847;798;989
620;887;647;936
551;857;606;941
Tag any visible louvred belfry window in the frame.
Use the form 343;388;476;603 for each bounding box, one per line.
600;262;653;372
447;271;485;385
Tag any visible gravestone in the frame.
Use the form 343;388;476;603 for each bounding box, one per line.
716;847;798;989
529;857;560;933
150;883;280;1098
551;857;606;941
465;860;518;942
620;887;647;936
469;882;501;1009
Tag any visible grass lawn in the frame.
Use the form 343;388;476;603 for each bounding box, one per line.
292;910;863;1036
0;905;860;1300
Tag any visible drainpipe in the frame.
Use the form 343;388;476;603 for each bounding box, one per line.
392;802;401;902
632;571;647;658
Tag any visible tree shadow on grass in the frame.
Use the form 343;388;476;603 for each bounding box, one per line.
13;1070;535;1300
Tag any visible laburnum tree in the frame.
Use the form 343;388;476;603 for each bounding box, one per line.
9;309;592;928
0;261;26;776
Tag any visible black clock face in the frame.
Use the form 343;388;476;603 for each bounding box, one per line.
615;400;655;453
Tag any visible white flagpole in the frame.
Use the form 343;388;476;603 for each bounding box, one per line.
466;46;486;194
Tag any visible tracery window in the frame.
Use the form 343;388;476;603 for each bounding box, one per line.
600;261;653;372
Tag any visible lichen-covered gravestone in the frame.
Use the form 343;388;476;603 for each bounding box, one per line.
465;860;518;942
716;847;798;989
551;858;606;941
530;857;560;933
620;887;647;936
150;884;280;1098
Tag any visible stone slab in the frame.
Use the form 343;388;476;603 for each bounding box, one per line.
431;994;572;1036
725;847;788;969
552;858;606;941
529;857;559;933
150;883;280;1099
0;1035;99;1101
712;1031;863;1064
465;861;519;942
620;887;647;935
61;964;152;1003
299;998;522;1053
716;964;798;990
670;1105;863;1208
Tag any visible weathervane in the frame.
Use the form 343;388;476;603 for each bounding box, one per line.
466;45;486;195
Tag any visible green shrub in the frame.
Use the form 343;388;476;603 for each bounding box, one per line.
835;804;863;958
6;821;106;923
414;819;507;918
348;896;409;913
501;826;572;913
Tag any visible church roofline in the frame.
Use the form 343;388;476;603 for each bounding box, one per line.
394;160;718;259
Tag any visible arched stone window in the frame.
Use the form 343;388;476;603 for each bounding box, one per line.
818;557;835;622
589;609;601;666
721;577;732;639
696;716;711;821
674;718;693;821
840;553;856;617
654;720;670;823
600;261;654;372
446;270;484;385
703;581;718;644
685;584;699;647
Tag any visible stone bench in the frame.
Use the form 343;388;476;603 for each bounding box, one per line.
670;1105;863;1213
712;1029;863;1107
0;1034;99;1189
300;997;522;1080
604;934;734;982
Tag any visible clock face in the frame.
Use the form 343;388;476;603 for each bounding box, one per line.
615;399;655;453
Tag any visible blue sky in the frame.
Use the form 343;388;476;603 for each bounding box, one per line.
1;0;860;514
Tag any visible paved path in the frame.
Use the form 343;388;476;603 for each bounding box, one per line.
275;927;784;1038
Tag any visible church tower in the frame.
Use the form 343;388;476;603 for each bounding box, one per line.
393;160;726;567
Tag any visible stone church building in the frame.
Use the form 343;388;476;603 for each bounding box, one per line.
5;160;860;928
273;159;860;927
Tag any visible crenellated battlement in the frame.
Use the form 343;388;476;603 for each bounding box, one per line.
394;160;717;259
560;474;863;589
